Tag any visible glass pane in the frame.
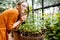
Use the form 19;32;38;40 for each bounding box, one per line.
34;0;42;9
27;0;32;7
44;6;59;14
34;9;42;26
44;0;60;7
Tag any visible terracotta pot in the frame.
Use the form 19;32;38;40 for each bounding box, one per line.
13;31;20;40
20;33;44;40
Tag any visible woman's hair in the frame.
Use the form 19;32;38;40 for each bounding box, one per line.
17;1;29;14
17;1;29;21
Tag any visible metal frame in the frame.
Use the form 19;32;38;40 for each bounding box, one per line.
42;0;44;19
34;3;60;11
32;0;34;20
31;0;60;12
31;0;60;20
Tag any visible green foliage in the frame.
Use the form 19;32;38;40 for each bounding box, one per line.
0;1;16;12
29;6;32;12
19;13;42;34
44;13;60;40
0;1;8;12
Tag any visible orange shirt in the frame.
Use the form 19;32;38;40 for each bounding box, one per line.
0;8;19;40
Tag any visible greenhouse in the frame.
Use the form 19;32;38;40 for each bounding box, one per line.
0;0;60;40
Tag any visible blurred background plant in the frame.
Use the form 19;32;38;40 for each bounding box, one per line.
0;0;17;12
44;12;60;40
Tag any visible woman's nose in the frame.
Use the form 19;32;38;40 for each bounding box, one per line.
24;8;27;10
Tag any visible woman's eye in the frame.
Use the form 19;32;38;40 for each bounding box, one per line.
22;5;26;7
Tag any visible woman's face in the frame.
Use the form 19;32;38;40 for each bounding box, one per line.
20;2;28;14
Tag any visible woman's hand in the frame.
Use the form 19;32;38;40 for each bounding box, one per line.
20;15;27;22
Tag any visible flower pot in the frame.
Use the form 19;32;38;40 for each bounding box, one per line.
19;33;44;40
13;31;20;40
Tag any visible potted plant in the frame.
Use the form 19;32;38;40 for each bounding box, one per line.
18;12;45;40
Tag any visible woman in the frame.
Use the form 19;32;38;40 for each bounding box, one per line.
0;1;29;40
